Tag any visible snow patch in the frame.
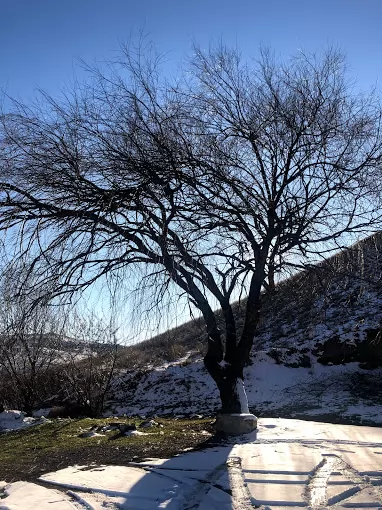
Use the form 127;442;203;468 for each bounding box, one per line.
0;410;50;433
125;429;146;436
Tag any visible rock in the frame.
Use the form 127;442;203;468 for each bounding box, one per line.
47;406;69;419
32;408;51;418
315;335;356;365
118;424;137;433
47;404;89;419
215;413;257;436
90;424;109;433
78;431;103;438
108;422;123;429
139;420;158;428
314;332;382;368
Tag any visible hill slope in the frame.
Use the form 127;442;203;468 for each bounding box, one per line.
106;233;382;425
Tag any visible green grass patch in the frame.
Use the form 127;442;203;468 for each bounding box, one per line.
0;417;214;482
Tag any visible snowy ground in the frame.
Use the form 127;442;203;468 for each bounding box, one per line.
1;418;382;509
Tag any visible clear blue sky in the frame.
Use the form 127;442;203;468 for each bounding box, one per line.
1;0;382;341
1;0;382;106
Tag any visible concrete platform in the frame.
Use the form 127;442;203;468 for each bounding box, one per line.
2;418;381;509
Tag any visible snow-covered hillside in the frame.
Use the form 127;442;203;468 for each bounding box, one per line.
106;234;382;424
106;352;382;425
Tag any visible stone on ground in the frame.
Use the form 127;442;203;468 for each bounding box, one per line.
215;413;257;435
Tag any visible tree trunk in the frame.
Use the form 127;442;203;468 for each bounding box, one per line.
268;264;275;291
204;357;249;414
217;371;249;414
204;266;267;416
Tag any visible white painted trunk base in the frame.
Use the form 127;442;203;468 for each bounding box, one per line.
235;378;249;413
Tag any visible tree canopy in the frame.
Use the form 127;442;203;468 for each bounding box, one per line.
1;44;382;413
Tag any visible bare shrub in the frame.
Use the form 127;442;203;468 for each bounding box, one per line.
0;280;65;412
59;312;119;416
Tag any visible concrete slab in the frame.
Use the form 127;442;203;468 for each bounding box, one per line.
29;419;382;510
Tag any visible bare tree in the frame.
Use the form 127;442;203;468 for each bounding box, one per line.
1;43;382;417
0;268;65;412
60;311;119;417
